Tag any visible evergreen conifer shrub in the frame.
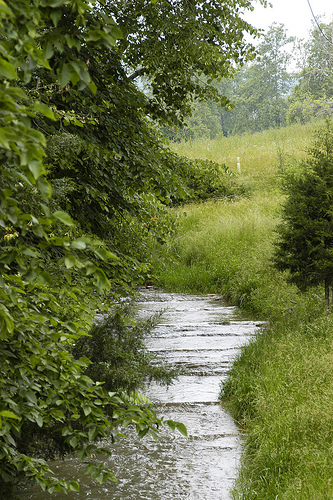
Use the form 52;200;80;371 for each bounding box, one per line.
274;120;333;308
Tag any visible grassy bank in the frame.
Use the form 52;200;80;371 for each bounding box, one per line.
152;120;333;499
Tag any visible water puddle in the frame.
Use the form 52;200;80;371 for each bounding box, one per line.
18;289;261;499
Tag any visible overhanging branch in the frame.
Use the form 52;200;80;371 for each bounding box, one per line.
128;68;147;80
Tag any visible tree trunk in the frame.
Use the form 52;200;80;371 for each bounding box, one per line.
325;277;330;310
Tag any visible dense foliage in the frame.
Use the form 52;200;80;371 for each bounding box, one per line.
177;158;246;202
0;0;264;496
0;0;179;496
104;0;267;125
72;303;180;393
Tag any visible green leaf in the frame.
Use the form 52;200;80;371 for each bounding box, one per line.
166;419;176;431
94;269;110;291
0;468;13;483
38;271;52;285
0;0;13;16
85;262;97;275
26;391;37;405
0;58;17;79
71;239;87;250
58;62;71;87
138;428;149;438
43;42;54;59
64;256;77;269
28;161;45;180
51;409;65;420
68;435;78;448
0;305;14;337
32;225;45;238
30;355;39;369
88;427;99;441
95;473;104;485
50;8;62;26
68;481;80;492
31;102;56;121
109;26;123;40
0;411;20;420
89;81;97;94
35;414;43;427
93;247;118;261
175;422;187;436
21;247;40;258
82;405;92;416
149;429;158;442
53;211;74;226
37;176;52;199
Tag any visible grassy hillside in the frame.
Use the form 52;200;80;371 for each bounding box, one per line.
153;121;325;319
152;120;333;499
171;122;314;191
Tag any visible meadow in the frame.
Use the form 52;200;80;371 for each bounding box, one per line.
152;120;333;499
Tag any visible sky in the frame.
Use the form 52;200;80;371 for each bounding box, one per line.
245;0;333;41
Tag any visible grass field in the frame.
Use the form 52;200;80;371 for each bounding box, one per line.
152;119;333;499
171;122;313;191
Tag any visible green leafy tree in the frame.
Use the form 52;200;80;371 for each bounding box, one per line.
168;23;295;139
0;1;182;496
105;0;268;125
298;21;333;100
0;0;271;496
26;48;184;265
231;23;294;134
287;21;333;124
274;120;333;309
179;100;223;141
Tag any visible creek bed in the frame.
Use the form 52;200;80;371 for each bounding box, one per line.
19;289;261;499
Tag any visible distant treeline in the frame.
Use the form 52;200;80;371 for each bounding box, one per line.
161;21;333;141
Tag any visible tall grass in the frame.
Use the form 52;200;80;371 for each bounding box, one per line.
155;121;326;318
152;119;333;499
155;193;285;316
171;122;314;191
222;315;333;499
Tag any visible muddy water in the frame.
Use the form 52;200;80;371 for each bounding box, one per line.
19;289;260;500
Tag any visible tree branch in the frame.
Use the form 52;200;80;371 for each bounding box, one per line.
128;68;147;80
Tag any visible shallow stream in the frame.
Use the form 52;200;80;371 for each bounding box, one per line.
19;289;261;499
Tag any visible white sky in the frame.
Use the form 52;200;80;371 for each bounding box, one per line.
245;0;333;40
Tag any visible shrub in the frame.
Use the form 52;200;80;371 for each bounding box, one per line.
172;157;247;203
72;302;180;392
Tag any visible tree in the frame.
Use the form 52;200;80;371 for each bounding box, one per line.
0;0;269;495
287;21;333;124
298;21;333;100
0;1;183;496
274;120;333;309
26;47;184;259
167;23;296;139
231;23;294;133
105;0;268;125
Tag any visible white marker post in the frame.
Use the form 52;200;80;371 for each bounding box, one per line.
237;157;241;174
